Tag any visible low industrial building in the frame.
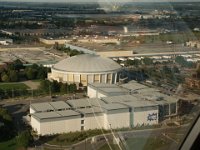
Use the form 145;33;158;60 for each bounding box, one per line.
30;97;157;135
88;81;178;119
31;110;81;135
87;83;129;98
30;81;178;135
48;54;122;86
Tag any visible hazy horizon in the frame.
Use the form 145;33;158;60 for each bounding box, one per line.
0;0;200;3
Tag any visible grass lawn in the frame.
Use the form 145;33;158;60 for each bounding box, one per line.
0;83;29;90
0;138;23;150
125;137;171;150
99;144;121;150
46;129;110;146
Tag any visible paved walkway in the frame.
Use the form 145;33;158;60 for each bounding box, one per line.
22;80;40;90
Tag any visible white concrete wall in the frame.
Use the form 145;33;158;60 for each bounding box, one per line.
84;113;104;130
38;116;81;135
87;86;97;98
30;107;36;114
134;109;158;126
31;117;41;134
104;109;130;129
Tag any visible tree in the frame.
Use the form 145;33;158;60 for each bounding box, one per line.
16;130;32;148
175;56;185;65
162;66;172;75
13;59;24;71
143;57;153;65
60;83;68;93
1;73;9;82
51;80;60;93
0;108;14;141
39;80;50;93
37;67;47;79
25;68;37;80
172;66;180;74
68;83;77;93
8;70;18;82
197;66;200;79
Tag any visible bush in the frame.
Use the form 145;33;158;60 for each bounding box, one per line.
16;130;32;148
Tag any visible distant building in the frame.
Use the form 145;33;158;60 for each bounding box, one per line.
48;54;122;86
185;78;200;89
0;39;13;45
186;41;200;48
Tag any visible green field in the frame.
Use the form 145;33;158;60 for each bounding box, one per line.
94;136;171;150
0;138;22;150
47;129;110;146
125;137;171;150
0;83;29;90
99;144;121;150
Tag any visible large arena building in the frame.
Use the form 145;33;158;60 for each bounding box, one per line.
48;54;122;86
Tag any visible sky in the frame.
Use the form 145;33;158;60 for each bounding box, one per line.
0;0;200;3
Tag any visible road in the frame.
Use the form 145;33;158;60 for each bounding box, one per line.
40;126;188;150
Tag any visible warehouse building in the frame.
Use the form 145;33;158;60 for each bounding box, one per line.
31;110;81;135
102;95;159;127
30;96;159;135
87;83;129;98
67;98;130;130
30;81;178;135
87;81;178;119
30;101;71;114
48;54;122;86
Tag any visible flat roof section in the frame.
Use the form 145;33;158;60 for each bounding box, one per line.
32;110;80;120
102;95;139;103
67;98;106;108
98;87;129;97
49;101;71;110
136;88;160;94
30;102;54;112
77;107;103;114
134;92;178;105
67;98;92;108
120;101;157;108
102;95;157;108
120;82;149;91
101;103;129;111
88;83;119;88
32;112;60;120
57;110;80;117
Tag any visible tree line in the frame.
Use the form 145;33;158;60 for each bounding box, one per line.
54;43;84;57
39;80;77;94
0;80;77;100
0;59;49;82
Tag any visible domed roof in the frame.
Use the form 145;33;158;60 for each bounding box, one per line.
52;54;121;73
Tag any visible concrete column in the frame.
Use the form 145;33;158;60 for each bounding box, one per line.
99;74;101;83
176;102;178;115
72;74;74;83
115;73;117;84
92;74;94;83
105;74;107;83
169;104;171;116
110;74;113;84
